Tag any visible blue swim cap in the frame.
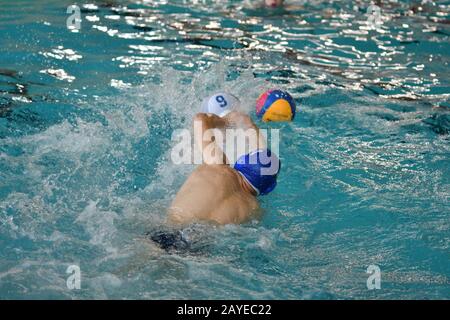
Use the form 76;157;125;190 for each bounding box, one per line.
234;149;280;196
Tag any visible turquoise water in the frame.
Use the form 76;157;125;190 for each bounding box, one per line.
0;0;449;299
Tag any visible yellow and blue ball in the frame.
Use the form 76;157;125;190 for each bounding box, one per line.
256;89;296;122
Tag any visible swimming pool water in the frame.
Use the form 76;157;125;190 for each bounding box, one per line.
0;0;449;299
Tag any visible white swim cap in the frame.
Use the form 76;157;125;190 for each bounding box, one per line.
201;92;240;117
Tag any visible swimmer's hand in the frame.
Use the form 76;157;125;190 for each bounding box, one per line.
200;112;227;128
198;111;254;130
223;111;267;150
194;111;266;154
198;112;252;130
223;111;255;129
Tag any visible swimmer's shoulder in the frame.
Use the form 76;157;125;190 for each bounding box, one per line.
185;165;238;194
193;164;248;194
194;163;237;178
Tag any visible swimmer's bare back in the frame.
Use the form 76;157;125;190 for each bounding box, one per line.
168;164;259;225
168;112;266;225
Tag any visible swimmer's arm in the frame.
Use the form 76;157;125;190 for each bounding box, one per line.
193;113;229;165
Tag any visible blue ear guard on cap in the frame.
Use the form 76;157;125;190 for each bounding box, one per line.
233;149;280;196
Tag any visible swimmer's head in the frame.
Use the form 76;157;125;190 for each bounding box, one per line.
265;0;284;7
201;92;241;117
234;149;280;196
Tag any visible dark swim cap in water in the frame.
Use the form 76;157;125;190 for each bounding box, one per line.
233;149;280;196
